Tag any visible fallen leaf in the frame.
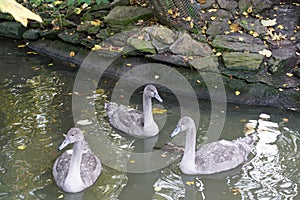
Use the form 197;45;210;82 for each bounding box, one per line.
235;91;241;96
186;181;195;186
185;16;191;21
152;107;167;114
76;119;92;125
0;0;43;27
167;9;173;15
126;63;132;67
190;21;194;28
69;51;75;57
210;16;216;20
74;7;82;15
277;24;284;29
91;20;101;26
53;1;63;6
238;37;244;41
92;44;102;51
17;145;26;150
282;118;289;122
129;160;135;164
261;19;277;27
247;6;253;13
286;73;293;77
17;44;26;48
230;23;241;32
215;52;222;56
154;186;162;192
259;49;272;57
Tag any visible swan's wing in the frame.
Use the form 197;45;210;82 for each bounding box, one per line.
53;150;72;186
195;140;245;173
118;108;144;128
80;152;102;185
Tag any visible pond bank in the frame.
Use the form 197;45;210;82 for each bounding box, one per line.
0;0;299;110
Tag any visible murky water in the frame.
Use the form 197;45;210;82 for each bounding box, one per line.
0;38;299;200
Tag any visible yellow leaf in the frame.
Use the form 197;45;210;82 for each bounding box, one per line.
252;32;259;37
53;1;63;6
17;44;26;48
277;24;284;29
27;51;38;55
190;21;194;28
74;7;82;15
91;20;101;26
154;187;162;192
126;63;132;67
69;51;75;57
230;23;241;32
152;107;167;114
238;37;244;41
92;44;102;51
17;145;26;150
167;9;173;15
185;16;191;21
129;160;135;164
286;73;293;77
0;0;43;27
247;6;253;13
216;52;222;56
210;16;216;21
186;181;195;186
235;91;241;96
242;11;248;17
196;80;201;84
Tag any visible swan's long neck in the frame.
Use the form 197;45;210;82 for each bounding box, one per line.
143;94;153;127
66;140;84;182
181;124;197;170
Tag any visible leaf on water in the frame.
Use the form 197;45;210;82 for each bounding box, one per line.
129;160;135;164
58;194;64;199
17;44;26;48
152;107;167;114
259;49;272;57
154;186;162;192
0;0;43;27
76;119;92;126
261;18;277;27
17;145;26;150
186;181;194;186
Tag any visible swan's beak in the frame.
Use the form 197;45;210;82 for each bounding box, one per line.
58;138;71;150
170;127;181;138
154;93;163;103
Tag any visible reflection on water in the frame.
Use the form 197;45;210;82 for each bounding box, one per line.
0;39;299;200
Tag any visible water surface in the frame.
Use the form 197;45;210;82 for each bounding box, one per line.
0;38;299;200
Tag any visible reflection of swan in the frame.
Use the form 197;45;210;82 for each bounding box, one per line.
53;128;102;193
170;116;256;175
105;85;163;138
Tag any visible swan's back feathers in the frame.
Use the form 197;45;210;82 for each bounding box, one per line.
194;134;257;174
105;102;144;135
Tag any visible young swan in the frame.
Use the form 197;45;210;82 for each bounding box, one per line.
170;116;256;175
105;84;163;138
53;128;101;193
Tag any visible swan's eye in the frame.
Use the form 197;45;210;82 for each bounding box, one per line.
71;133;74;137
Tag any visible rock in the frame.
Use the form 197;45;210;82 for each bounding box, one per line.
22;29;40;40
223;52;263;71
40;29;62;39
170;32;211;56
90;3;111;11
189;56;219;72
127;37;156;54
237;17;268;36
61;19;78;28
104;6;153;27
58;31;81;44
81;11;94;22
96;29;109;40
211;34;265;53
0;22;27;39
201;0;216;9
272;47;296;61
215;9;234;19
0;13;14;21
151;40;170;54
146;54;189;67
206;18;230;38
149;26;176;44
216;0;238;10
111;0;130;7
238;0;273;13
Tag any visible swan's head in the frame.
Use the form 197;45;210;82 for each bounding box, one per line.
170;116;194;138
144;85;163;102
58;128;84;150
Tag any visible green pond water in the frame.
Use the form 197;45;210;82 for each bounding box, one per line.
0;38;299;200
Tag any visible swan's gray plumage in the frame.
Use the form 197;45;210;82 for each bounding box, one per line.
53;128;101;193
105;85;163;138
171;116;256;175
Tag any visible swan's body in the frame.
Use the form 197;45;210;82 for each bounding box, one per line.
171;117;256;175
53;128;101;193
105;85;163;138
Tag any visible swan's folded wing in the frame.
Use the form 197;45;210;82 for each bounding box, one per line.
118;108;144;128
195;140;244;172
